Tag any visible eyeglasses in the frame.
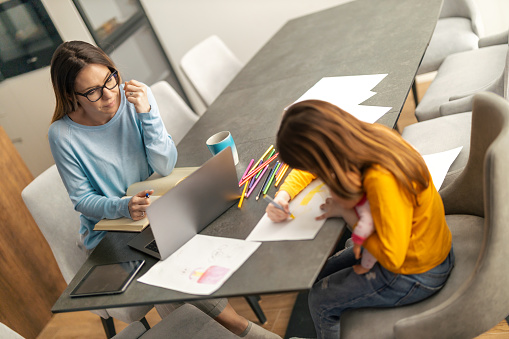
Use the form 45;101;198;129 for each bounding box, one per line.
75;70;119;102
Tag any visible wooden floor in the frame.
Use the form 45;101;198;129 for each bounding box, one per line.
37;80;509;338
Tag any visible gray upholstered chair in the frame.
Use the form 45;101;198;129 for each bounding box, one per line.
150;81;198;145
412;0;483;105
401;111;472;189
415;30;508;121
112;304;237;339
341;92;509;338
418;0;482;75
21;165;153;338
180;35;243;108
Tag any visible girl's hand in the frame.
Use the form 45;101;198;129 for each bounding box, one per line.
266;190;291;222
128;189;154;220
353;265;370;275
124;80;151;113
316;197;347;220
353;243;362;259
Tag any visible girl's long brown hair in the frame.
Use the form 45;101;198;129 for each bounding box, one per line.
277;100;430;200
50;41;121;123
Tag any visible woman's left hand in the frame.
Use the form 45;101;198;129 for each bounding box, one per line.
124;80;151;113
128;189;154;220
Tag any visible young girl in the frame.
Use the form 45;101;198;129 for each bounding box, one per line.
266;100;454;338
49;41;278;339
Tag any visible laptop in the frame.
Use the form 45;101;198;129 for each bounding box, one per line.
128;147;241;260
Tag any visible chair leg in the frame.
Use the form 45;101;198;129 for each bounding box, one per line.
412;80;419;107
100;317;116;338
245;295;267;324
140;317;151;330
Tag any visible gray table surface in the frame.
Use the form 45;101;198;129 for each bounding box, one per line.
52;0;443;313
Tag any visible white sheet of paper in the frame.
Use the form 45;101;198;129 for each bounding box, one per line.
291;74;391;124
246;180;329;242
341;104;392;124
137;235;261;295
422;146;463;190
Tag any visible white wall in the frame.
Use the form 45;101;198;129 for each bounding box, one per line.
0;0;508;177
140;0;353;114
476;0;509;36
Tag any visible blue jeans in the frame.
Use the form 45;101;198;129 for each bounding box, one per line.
308;246;455;339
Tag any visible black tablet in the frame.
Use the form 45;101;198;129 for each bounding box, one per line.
70;260;145;297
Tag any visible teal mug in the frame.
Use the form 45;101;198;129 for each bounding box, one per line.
206;131;239;165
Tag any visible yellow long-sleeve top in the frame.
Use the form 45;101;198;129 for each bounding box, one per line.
279;166;452;275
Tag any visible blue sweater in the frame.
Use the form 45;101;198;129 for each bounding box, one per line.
48;85;178;249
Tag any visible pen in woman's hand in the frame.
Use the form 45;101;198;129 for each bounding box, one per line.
264;195;295;219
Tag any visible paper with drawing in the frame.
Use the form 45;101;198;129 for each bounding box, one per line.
246;180;329;242
138;235;261;295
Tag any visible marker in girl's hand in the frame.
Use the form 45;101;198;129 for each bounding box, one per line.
264;195;295;219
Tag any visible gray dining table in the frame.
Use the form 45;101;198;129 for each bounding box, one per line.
52;0;443;314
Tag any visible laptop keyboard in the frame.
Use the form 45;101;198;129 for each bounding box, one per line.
145;240;160;254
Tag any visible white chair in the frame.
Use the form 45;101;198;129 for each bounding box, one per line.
150;81;198;145
180;35;243;108
415;30;508;121
341;92;509;338
21;165;153;338
412;0;483;105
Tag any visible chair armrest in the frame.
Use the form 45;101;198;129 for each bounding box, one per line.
440;96;474;116
478;30;508;48
449;74;504;102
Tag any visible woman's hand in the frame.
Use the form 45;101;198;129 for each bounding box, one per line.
266;191;292;222
128;189;154;220
124;80;151;113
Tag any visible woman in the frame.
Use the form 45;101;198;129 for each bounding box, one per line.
267;100;454;338
49;41;278;339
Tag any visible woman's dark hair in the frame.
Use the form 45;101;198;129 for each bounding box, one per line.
50;41;121;123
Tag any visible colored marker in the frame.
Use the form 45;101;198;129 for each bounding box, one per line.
249;145;274;175
256;164;276;200
246;165;269;198
238;181;249;208
239;159;255;185
239;152;279;186
263;162;280;195
275;163;289;187
264;195;295;219
254;149;276;180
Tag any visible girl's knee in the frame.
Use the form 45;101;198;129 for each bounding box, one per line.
308;276;330;311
